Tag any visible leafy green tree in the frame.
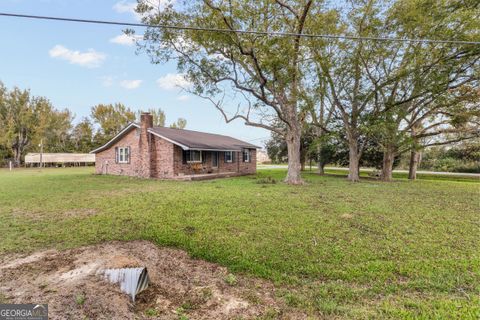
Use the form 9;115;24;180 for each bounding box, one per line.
134;0;328;184
0;87;35;165
309;0;384;181
137;108;166;127
0;84;73;165
419;140;480;173
91;103;135;146
33;97;73;153
265;124;319;170
362;0;480;180
71;118;94;153
309;134;338;175
170;118;187;129
265;130;287;164
136;108;187;129
311;0;479;181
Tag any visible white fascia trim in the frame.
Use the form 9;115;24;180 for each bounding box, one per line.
190;148;240;152
147;129;190;150
90;123;140;154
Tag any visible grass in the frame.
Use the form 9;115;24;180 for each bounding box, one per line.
323;168;479;183
0;167;479;319
258;164;480;183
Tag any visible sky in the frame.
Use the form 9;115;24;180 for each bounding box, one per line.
0;0;270;147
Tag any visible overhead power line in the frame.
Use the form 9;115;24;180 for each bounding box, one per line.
247;136;270;142
1;12;479;45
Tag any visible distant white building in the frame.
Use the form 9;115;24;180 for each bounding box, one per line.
25;153;95;166
256;150;270;163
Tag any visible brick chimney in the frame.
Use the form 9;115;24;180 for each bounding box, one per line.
138;112;153;178
140;112;153;133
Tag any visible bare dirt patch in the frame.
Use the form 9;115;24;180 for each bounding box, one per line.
0;241;306;319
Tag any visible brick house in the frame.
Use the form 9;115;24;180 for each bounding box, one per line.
91;113;258;180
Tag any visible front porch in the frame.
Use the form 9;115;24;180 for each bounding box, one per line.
171;147;256;179
173;171;247;181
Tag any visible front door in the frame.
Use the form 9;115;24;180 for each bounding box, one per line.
212;151;218;168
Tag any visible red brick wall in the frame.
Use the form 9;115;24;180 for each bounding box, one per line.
172;146;256;176
238;149;257;174
151;135;175;178
95;128;142;177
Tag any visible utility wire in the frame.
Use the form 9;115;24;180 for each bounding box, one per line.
247;136;270;142
1;12;479;45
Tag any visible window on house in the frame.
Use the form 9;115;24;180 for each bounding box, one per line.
116;147;130;164
224;151;233;163
186;150;202;163
243;149;251;163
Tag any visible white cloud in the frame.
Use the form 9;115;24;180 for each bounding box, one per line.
110;34;143;46
120;79;143;89
49;45;106;68
113;0;175;21
101;76;115;87
113;1;136;14
157;73;191;91
177;95;190;101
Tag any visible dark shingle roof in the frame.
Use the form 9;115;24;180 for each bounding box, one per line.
149;126;259;151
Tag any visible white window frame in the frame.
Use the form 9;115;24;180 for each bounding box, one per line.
186;150;202;163
225;151;233;163
118;147;129;164
243;149;251;163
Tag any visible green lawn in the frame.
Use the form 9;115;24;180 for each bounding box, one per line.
0;167;479;319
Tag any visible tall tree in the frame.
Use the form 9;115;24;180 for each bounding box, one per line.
170;118;187;129
71;118;94;153
305;65;336;174
134;0;325;184
362;0;480;181
0;85;73;165
311;0;479;181
136;108;166;127
33;97;73;153
136;108;187;128
309;0;384;181
0;87;35;165
91;103;135;145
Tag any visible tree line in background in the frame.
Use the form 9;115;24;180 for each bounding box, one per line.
0;82;186;166
136;0;479;183
266;130;480;174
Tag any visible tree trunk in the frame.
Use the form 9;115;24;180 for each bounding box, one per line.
347;140;360;182
381;147;395;182
318;161;325;175
285;128;303;185
300;139;306;171
13;143;22;167
316;143;326;175
408;150;421;180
